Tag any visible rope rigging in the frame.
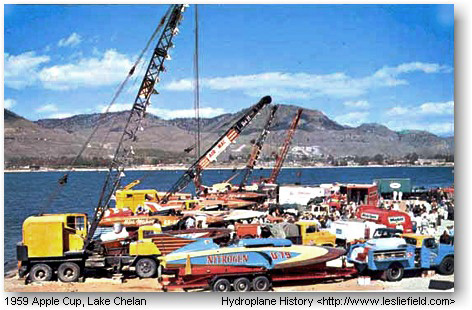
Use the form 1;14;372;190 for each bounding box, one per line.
194;4;201;160
38;5;178;215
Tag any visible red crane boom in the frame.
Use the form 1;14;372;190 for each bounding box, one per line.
265;108;303;184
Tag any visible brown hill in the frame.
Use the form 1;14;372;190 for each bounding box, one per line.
4;104;453;167
4;109;85;164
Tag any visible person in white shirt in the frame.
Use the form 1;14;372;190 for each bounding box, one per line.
420;215;429;234
185;216;196;229
100;223;129;242
392;201;400;211
153;219;162;230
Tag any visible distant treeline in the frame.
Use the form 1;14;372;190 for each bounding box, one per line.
4;152;454;169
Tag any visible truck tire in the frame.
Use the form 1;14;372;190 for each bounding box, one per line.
252;275;271;291
135;258;157;278
385;264;404;282
233;277;251;292
29;264;53;282
212;278;231;292
438;256;454;275
58;262;81;282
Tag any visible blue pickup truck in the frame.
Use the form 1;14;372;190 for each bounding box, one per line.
347;233;454;281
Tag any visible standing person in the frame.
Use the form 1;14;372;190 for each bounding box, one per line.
440;230;451;244
447;203;454;220
442;204;449;221
325;216;333;229
393;201;400;211
448;225;454;244
185;216;196;229
428;210;437;227
153;219;162;230
100;223;130;242
420;214;429;234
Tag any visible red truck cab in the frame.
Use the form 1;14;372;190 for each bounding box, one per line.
355;205;413;233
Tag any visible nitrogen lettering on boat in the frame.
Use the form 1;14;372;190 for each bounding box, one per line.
207;254;249;264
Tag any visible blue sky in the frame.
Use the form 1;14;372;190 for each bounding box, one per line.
4;4;454;136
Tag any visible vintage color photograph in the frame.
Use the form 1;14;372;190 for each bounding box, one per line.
4;4;454;292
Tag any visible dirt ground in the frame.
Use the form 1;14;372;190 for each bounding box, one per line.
4;272;454;292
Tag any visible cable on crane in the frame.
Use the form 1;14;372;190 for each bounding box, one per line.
38;6;175;215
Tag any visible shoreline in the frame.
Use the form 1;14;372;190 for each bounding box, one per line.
3;163;454;173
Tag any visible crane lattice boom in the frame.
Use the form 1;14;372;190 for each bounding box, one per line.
266;108;303;184
85;4;187;249
238;105;278;189
161;96;272;203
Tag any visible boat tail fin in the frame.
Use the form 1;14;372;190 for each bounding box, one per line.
185;255;192;275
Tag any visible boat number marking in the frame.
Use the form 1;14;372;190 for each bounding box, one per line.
270;252;292;260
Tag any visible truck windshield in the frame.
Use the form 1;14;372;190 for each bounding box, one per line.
423;238;437;248
76;216;85;230
306;225;318;233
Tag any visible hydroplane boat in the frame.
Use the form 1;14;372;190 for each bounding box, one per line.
160;237;345;272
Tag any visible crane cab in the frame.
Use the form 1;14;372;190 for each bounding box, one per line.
20;213;87;258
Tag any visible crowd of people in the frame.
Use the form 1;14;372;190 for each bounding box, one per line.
99;188;455;246
269;189;455;240
403;195;454;243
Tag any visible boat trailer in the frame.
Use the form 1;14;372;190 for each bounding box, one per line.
159;264;357;292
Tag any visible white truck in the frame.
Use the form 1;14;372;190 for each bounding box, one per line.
278;185;329;205
330;219;386;248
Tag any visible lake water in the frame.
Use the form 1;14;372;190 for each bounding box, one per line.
3;166;453;264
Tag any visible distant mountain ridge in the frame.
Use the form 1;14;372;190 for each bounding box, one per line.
4;104;453;166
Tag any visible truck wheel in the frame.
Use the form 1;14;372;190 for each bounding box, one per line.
58;262;81;282
385;264;404;282
233;277;251;292
212;278;231;292
252;275;271;291
135;258;157;278
438;256;454;275
29;264;53;282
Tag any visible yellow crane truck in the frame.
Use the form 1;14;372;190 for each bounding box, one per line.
17;213;165;282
